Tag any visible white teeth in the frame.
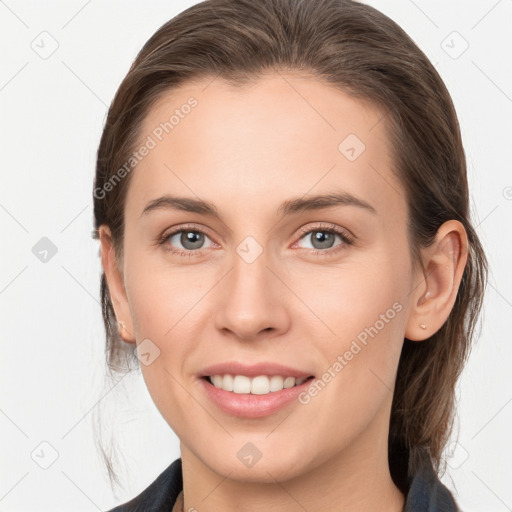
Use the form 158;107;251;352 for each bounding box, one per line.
251;375;270;395
211;375;223;388
283;376;295;388
209;374;311;394
233;375;251;394
269;375;284;392
223;374;234;391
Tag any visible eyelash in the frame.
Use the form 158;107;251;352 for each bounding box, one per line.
157;223;355;258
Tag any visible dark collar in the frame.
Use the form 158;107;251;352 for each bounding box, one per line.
106;456;459;511
403;453;460;511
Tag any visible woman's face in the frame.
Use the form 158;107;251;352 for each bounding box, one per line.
107;73;422;482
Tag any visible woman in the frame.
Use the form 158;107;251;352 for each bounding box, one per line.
93;0;488;510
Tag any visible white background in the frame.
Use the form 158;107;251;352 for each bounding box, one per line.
1;1;511;510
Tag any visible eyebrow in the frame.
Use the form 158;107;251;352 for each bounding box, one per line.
140;190;377;219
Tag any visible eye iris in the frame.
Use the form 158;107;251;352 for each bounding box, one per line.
181;231;204;250
312;231;335;249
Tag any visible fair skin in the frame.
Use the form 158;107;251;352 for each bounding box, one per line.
99;72;468;512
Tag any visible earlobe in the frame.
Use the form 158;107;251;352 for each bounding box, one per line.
404;220;468;342
98;226;136;344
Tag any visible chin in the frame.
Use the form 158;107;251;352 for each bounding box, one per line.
199;442;311;484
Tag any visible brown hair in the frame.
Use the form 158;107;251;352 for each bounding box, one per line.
92;0;488;493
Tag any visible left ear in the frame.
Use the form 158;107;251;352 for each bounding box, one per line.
404;220;469;341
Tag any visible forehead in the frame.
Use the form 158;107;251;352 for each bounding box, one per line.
127;73;405;223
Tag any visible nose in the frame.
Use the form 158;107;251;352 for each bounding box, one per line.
214;247;290;342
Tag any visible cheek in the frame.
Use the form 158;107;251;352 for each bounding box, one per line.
289;253;404;341
127;269;196;430
296;256;406;402
124;259;216;395
124;250;204;338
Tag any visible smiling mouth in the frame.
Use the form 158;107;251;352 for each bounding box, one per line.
202;374;315;395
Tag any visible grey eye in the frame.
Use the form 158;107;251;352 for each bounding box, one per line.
297;230;343;251
167;230;213;251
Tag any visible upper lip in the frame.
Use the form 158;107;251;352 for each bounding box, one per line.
199;361;314;379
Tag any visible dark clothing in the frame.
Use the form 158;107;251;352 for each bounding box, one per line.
106;454;459;511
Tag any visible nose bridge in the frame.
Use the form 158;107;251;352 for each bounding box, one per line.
233;236;270;291
215;235;288;339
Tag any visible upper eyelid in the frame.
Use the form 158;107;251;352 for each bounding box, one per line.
295;222;352;238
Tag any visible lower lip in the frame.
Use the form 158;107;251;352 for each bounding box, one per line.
199;377;314;418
